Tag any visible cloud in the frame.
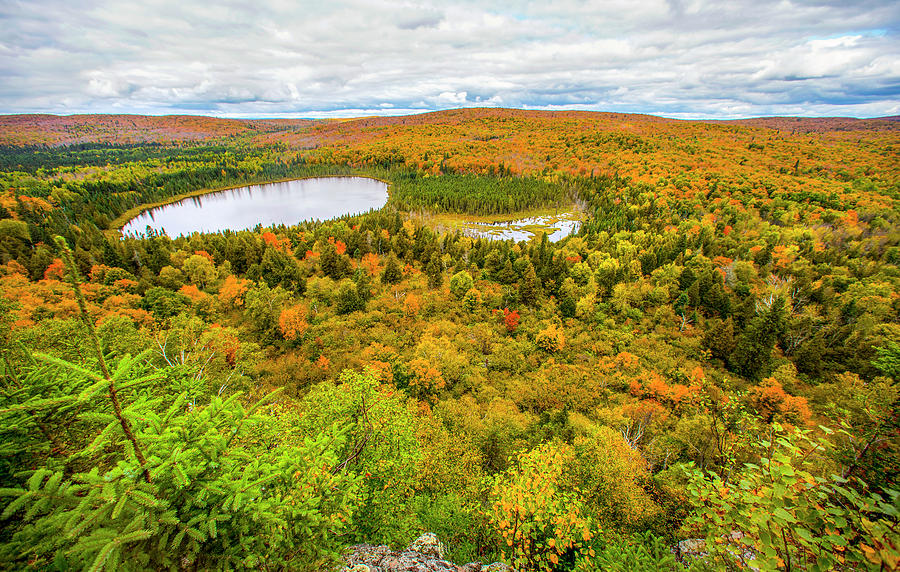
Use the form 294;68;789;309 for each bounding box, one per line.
0;0;897;118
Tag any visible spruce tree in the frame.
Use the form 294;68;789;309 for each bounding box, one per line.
381;255;402;285
426;254;443;290
518;263;541;306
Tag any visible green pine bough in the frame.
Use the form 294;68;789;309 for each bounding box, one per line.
0;237;362;571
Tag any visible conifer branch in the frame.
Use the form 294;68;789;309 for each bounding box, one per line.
54;237;152;484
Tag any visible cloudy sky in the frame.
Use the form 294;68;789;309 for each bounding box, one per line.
2;0;898;119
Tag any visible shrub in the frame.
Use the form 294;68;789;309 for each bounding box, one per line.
450;271;474;299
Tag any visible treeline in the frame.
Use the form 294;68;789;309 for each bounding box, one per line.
389;172;572;215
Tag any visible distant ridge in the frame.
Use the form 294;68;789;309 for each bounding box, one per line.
1;108;897;147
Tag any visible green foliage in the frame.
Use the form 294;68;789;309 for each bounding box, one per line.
335;279;365;314
572;532;681;572
390;174;569;215
1;382;360;571
140;287;190;320
683;426;900;571
873;340;900;380
296;370;423;546
381;255;402;284
450;270;474;299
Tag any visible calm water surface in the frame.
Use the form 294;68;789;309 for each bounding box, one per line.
122;177;388;237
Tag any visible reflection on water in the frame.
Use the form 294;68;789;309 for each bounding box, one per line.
122;177;388;237
462;213;582;242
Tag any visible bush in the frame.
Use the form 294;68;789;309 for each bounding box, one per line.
450;271;474;299
488;442;595;571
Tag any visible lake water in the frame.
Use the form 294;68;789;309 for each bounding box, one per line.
121;177;388;237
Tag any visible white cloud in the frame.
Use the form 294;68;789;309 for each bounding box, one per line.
0;0;897;118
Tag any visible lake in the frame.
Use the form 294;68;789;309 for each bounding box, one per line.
121;177;389;237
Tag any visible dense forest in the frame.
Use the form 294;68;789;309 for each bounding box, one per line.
0;109;898;571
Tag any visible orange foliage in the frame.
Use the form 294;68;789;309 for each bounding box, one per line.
262;232;292;251
194;250;215;263
403;294;421;317
630;370;699;410
747;377;812;424
315;355;330;370
408;357;446;397
278;305;309;341
178;284;208;303
360;253;380;276
2;260;27;276
218;275;251;307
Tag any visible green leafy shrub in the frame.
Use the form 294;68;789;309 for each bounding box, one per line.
682;425;900;571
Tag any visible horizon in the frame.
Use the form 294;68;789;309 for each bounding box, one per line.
2;107;899;123
2;1;898;120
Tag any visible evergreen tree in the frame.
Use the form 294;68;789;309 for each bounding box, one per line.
519;263;541;307
425;254;443;290
381;255;402;285
354;268;372;302
729;297;787;379
336;280;365;314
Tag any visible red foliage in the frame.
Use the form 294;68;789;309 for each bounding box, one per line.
498;307;520;333
43;259;64;281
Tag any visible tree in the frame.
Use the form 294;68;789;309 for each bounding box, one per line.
181;254;217;289
730;296;787;379
381;255;402;285
426;254;443;290
519;263;541;306
489;442;595;571
354;268;372;302
320;241;349;279
335;280;365;315
450;270;474;299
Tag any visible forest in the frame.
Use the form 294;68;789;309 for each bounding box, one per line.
0;109;898;571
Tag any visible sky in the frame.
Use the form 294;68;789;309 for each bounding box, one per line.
1;0;898;119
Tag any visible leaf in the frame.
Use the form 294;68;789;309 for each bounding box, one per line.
773;507;797;523
128;489;161;509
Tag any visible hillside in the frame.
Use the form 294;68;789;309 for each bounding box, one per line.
0;108;897;571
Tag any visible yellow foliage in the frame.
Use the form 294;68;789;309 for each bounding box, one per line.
535;322;565;353
489;442;595;571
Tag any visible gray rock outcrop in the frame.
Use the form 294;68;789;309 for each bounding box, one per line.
339;533;513;572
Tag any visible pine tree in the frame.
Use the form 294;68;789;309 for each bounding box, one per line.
381;255;402;285
425;254;443;290
518;263;541;307
0;238;362;571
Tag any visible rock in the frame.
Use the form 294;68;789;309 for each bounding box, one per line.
340;533;512;572
673;534;758;572
674;537;707;563
406;533;446;559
